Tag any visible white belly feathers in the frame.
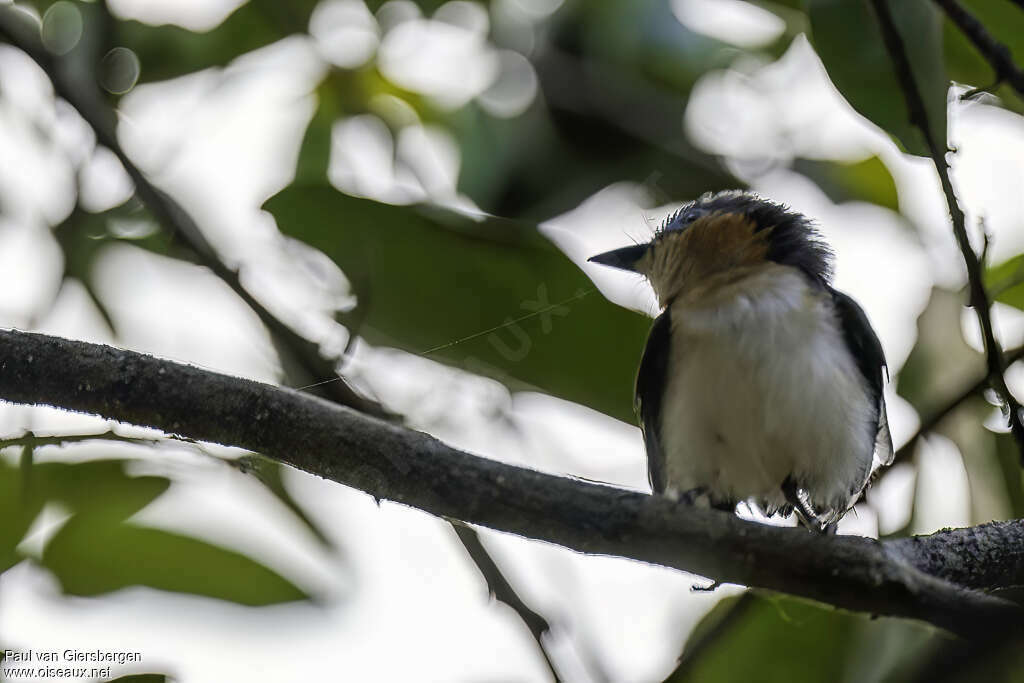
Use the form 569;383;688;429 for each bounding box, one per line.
658;266;876;516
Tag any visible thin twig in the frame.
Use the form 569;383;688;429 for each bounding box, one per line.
451;522;560;681
0;7;393;421
890;345;1024;467
0;429;250;466
933;0;1024;96
0;429;171;451
868;0;1024;464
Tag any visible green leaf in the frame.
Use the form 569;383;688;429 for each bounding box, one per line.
994;433;1024;519
805;0;946;157
25;459;307;604
31;460;170;522
2;457;168;574
792;156;899;211
42;516;308;605
0;458;45;573
984;252;1024;311
668;593;939;682
265;184;650;423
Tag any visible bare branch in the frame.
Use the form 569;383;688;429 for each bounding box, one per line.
932;0;1024;96
451;523;560;680
867;0;1024;463
0;429;169;451
0;428;244;467
0;329;1021;638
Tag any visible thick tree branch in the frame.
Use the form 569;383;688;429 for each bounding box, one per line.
888;520;1024;590
932;0;1024;96
867;0;1024;463
0;5;390;420
0;329;1022;638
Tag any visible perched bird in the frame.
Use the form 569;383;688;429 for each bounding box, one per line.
588;191;892;531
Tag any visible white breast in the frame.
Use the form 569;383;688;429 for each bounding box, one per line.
658;266;876;516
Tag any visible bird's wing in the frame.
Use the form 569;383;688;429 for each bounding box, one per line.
636;310;673;493
828;288;894;466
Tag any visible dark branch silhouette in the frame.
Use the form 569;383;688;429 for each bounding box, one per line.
868;0;1024;463
451;523;560;680
0;329;1022;639
932;0;1024;96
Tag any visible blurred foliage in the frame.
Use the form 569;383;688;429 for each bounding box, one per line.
996;432;1024;519
791;156;899;211
270;72;719;423
115;1;321;84
0;452;46;573
893;288;1018;527
667;593;943;683
52;201;174;331
0;456;309;605
803;0;946;157
897;287;984;418
986;252;1024;311
266;182;650;423
44;517;307;605
4;0;1024;679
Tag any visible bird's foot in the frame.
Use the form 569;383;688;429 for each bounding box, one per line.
781;476;832;534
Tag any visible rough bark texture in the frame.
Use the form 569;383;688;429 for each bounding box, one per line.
888;521;1024;591
0;329;1022;638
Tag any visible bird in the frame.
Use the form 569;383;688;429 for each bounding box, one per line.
588;191;892;532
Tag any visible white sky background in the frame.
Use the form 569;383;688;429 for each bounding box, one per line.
2;0;1024;680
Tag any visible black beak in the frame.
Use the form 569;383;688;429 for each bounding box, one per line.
587;244;649;273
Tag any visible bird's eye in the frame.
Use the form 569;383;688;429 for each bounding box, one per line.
660;206;709;234
680;208;708;226
684;208;708;224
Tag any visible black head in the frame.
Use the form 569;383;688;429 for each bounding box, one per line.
589;191;834;291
